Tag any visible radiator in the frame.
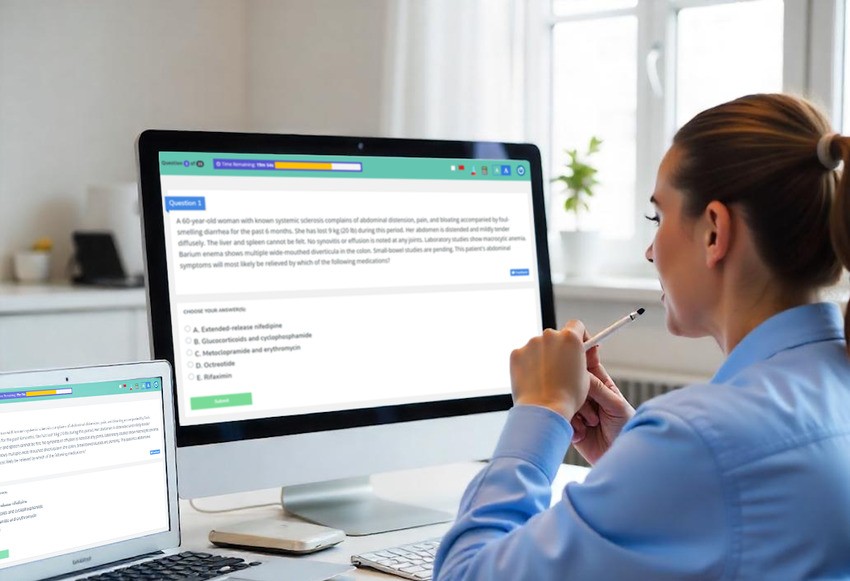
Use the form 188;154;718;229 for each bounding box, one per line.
563;370;703;467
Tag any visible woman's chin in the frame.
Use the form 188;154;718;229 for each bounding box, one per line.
662;304;682;336
666;319;684;336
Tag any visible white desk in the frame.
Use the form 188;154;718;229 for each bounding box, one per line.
179;461;590;579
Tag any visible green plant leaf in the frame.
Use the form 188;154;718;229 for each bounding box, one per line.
552;136;604;216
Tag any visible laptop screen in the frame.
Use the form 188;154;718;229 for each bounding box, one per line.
0;375;170;571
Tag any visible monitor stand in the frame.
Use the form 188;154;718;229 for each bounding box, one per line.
281;476;453;536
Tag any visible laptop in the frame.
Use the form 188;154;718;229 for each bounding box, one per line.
0;360;352;581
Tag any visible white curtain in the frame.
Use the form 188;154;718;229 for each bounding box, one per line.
382;0;526;142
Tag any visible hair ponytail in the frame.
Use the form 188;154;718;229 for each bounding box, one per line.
673;94;850;354
829;136;850;355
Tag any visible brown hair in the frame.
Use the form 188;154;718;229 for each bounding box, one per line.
671;93;850;352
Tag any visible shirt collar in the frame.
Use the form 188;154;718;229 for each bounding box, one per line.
711;302;845;384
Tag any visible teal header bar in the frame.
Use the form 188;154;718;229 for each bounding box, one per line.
159;152;531;181
0;377;162;405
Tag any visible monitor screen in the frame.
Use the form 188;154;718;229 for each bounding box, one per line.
138;131;554;532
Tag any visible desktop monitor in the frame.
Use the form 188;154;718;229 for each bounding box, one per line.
137;131;554;535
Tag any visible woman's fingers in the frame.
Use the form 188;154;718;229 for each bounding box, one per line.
510;320;590;419
576;400;599;426
570;415;587;443
584;336;618;393
587;374;622;409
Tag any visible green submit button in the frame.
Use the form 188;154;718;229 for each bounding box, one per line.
191;392;253;410
0;549;9;560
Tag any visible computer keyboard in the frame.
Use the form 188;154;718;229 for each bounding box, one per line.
351;537;441;580
81;550;261;580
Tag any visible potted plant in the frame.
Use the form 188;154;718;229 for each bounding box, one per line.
551;136;602;277
13;237;53;284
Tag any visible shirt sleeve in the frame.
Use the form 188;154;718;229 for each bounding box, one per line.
432;404;733;581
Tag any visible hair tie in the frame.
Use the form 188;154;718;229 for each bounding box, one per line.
817;132;840;170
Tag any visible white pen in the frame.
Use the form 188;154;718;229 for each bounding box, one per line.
583;308;645;351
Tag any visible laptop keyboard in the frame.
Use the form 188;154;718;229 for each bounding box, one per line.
351;537;440;580
81;551;261;580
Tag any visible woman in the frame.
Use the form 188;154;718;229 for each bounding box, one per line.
433;94;850;580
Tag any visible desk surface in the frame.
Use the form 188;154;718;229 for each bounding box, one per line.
179;461;589;580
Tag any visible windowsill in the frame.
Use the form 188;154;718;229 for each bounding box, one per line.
552;275;850;305
1;277;843;314
553;275;662;303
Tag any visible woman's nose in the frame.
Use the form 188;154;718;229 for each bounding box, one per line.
645;243;654;263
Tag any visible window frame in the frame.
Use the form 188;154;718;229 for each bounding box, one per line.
527;0;844;278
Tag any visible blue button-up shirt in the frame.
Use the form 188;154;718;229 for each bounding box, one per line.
434;303;850;580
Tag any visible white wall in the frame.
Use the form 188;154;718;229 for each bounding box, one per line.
0;0;249;280
0;0;392;281
246;0;390;136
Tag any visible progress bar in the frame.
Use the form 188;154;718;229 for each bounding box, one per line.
212;158;362;172
0;388;73;401
274;161;362;171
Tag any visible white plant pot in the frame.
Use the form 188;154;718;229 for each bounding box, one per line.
560;230;601;278
13;251;51;283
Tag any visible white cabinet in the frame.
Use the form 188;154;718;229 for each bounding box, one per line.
0;284;149;372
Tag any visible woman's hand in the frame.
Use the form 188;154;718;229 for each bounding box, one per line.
569;344;635;465
509;321;591;420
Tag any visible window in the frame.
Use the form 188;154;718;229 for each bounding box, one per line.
534;0;837;276
675;1;783;128
550;11;637;235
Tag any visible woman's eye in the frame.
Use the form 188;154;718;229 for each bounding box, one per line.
644;213;660;226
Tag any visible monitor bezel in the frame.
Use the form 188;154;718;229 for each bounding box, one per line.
137;130;555;448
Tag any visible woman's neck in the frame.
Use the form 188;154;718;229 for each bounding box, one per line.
713;278;818;355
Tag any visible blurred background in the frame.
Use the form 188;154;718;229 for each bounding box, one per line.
0;0;846;382
1;0;846;281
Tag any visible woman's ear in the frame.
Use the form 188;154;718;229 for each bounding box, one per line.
703;200;732;268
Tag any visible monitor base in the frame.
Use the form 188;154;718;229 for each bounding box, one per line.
281;476;453;536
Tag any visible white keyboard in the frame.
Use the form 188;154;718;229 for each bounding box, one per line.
351;537;440;580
